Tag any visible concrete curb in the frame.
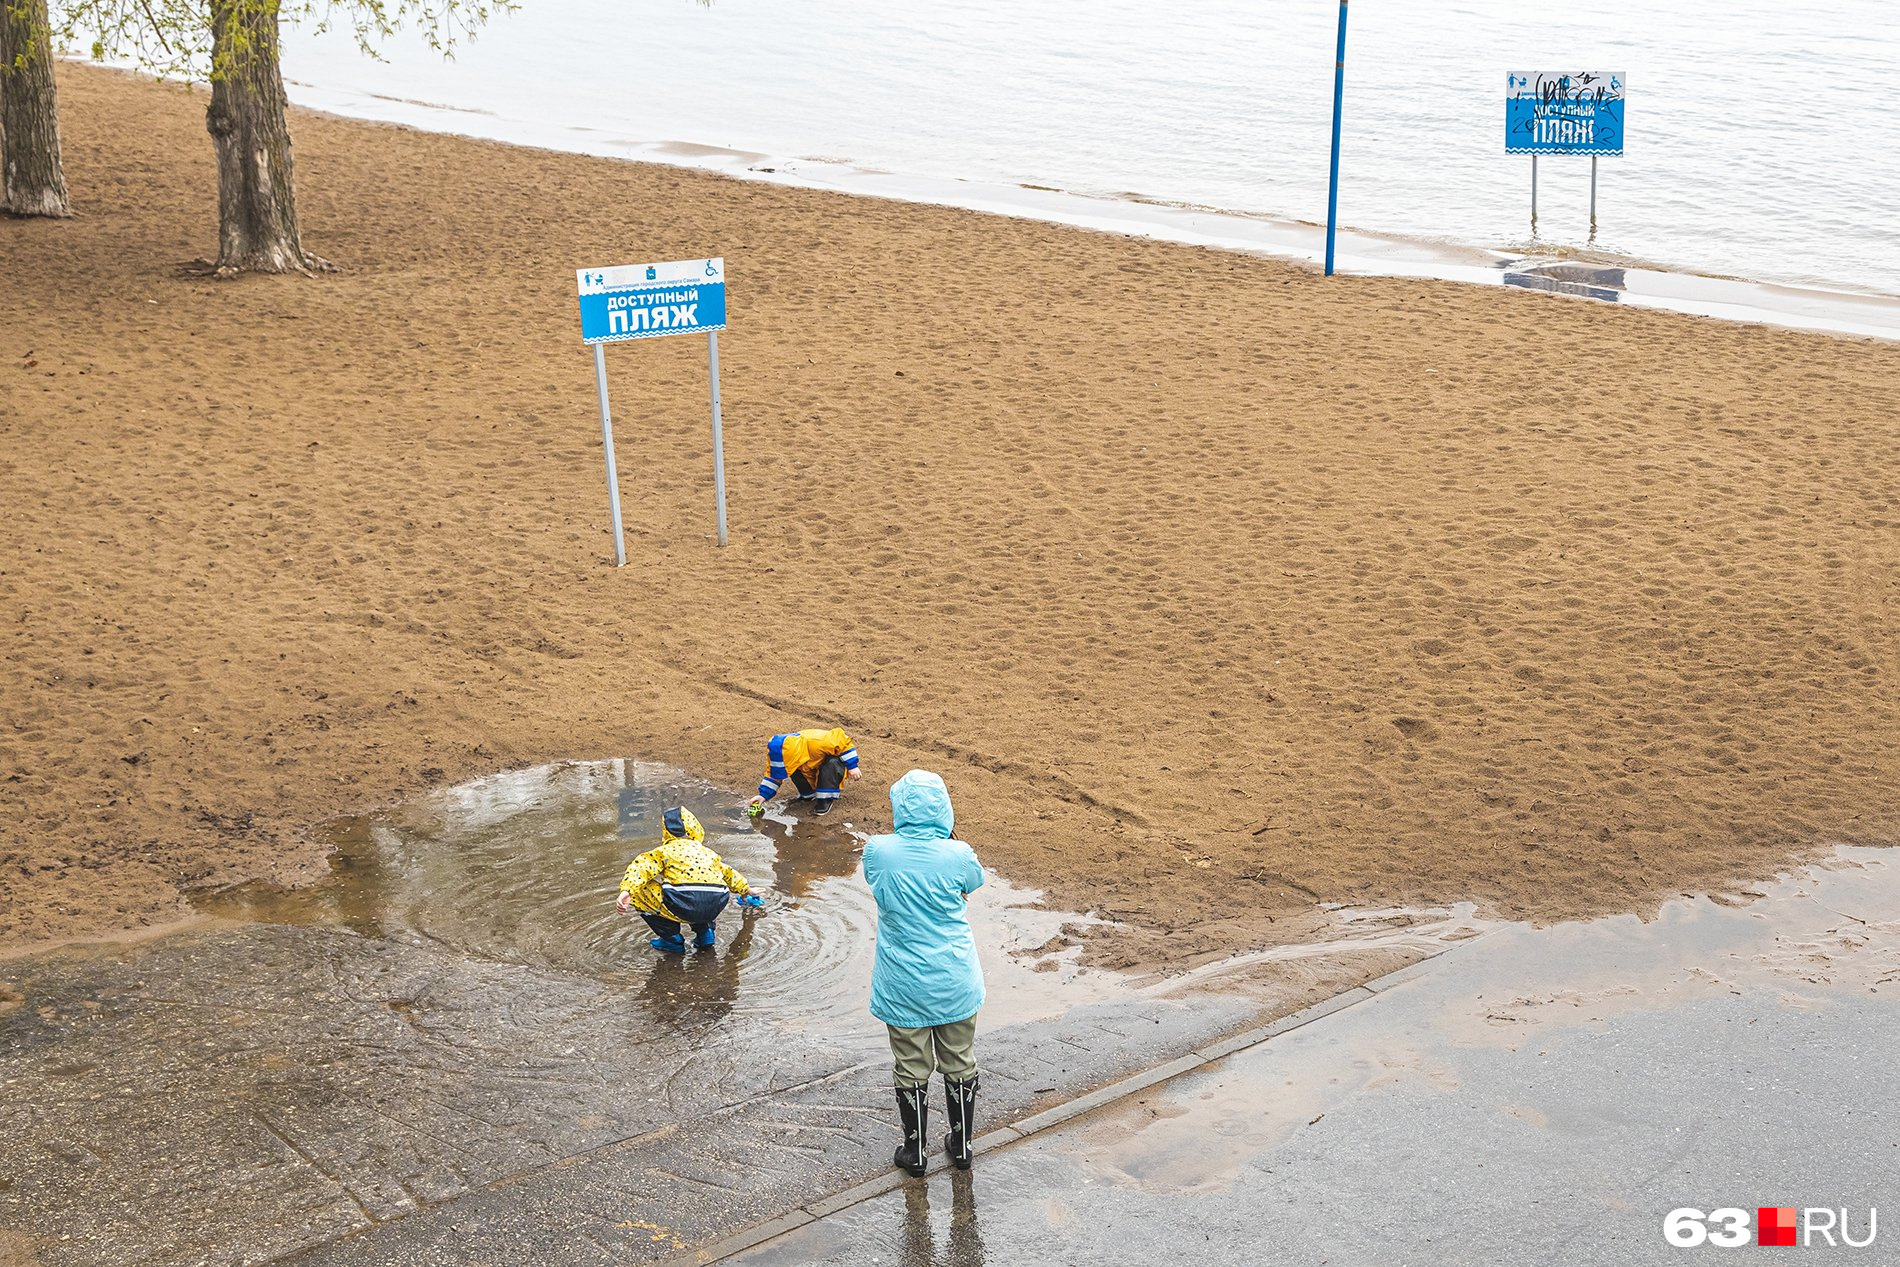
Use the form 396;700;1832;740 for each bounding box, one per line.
658;941;1475;1266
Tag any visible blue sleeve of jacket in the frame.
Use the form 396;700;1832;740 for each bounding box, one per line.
960;846;984;895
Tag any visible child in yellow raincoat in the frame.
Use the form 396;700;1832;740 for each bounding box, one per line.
616;806;764;953
747;727;862;817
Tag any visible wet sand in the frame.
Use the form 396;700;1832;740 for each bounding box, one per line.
4;63;1900;965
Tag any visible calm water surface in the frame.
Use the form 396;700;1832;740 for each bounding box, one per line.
279;0;1900;296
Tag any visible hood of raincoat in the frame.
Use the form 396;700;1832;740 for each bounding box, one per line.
889;769;954;840
661;805;706;845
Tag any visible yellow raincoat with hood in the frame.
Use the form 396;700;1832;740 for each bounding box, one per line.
619;807;752;923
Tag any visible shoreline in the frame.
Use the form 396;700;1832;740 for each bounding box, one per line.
5;62;1899;966
82;56;1900;338
274;72;1900;343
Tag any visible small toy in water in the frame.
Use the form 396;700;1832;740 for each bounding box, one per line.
746;802;765;819
737;893;765;909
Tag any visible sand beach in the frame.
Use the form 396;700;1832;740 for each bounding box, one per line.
3;63;1898;967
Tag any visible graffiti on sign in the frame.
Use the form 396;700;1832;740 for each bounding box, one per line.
1506;71;1626;156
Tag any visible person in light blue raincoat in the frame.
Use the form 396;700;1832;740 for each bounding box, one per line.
863;769;986;1176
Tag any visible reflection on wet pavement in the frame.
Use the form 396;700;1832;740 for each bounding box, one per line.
900;1173;987;1267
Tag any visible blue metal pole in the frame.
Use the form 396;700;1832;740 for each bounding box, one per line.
1324;0;1349;276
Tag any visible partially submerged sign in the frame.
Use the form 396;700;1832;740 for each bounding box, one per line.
577;257;727;344
1506;72;1626;156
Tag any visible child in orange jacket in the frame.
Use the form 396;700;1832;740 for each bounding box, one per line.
746;727;862;817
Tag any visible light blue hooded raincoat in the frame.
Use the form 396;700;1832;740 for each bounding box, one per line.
863;770;986;1029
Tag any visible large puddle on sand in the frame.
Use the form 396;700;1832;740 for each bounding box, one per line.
193;760;1122;1039
190;760;1488;1042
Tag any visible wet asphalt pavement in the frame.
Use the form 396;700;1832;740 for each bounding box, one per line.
0;762;1441;1266
730;849;1900;1267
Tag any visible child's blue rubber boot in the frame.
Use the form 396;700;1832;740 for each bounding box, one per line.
693;926;716;949
650;934;686;954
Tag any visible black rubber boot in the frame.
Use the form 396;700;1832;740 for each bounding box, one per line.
944;1076;978;1170
893;1085;930;1177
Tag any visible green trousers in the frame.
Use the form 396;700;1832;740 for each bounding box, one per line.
886;1016;978;1089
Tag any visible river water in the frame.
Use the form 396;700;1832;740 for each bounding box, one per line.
275;0;1900;301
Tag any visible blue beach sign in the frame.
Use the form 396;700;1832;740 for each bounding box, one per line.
577;256;727;345
575;256;732;565
1506;71;1626;156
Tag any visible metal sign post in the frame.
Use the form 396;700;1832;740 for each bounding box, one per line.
1323;0;1349;276
1506;71;1625;238
708;331;728;547
1531;154;1539;235
592;343;627;567
575;257;730;565
1590;156;1599;240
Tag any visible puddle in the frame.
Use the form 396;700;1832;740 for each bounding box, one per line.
0;761;1502;1267
192;760;1147;1042
188;760;1506;1039
1153;903;1492;996
1501;260;1628;303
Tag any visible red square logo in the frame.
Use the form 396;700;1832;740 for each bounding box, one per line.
1758;1207;1797;1247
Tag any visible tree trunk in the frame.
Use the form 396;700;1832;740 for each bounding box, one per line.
204;0;326;274
0;0;73;218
